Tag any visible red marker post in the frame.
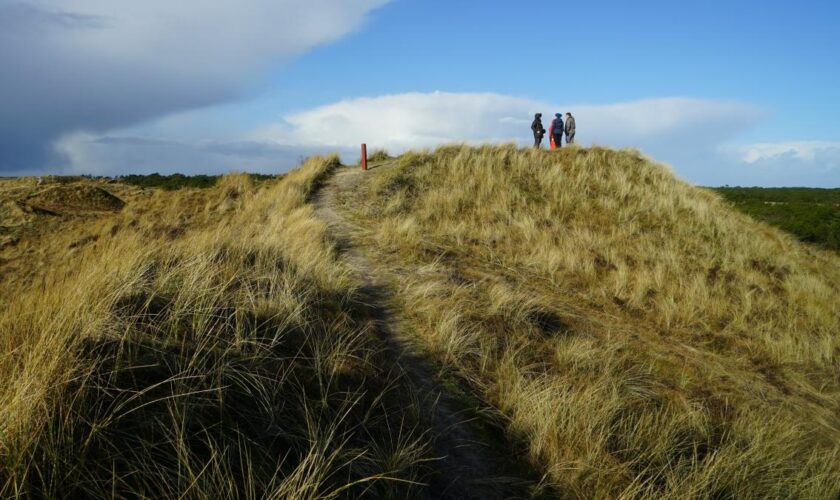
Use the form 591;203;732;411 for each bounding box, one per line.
361;143;368;171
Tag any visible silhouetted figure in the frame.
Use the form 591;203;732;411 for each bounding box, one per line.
565;112;576;144
531;113;545;148
549;113;564;149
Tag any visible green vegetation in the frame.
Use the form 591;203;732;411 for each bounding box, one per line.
368;149;391;163
118;172;277;190
712;187;840;252
712;187;840;204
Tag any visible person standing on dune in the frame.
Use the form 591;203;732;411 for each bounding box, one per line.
549;113;564;149
565;112;576;144
531;113;545;149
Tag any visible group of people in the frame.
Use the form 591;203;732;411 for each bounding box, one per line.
531;112;575;149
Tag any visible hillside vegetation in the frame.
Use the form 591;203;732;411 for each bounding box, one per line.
0;160;437;498
117;172;277;191
335;145;840;498
2;146;839;499
712;187;840;253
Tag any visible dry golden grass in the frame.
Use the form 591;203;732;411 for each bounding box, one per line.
0;159;433;498
0;177;225;303
4;146;839;498
336;144;840;498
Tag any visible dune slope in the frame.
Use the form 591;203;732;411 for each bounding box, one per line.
334;145;840;498
0;159;436;498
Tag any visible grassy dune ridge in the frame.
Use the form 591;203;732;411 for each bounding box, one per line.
336;145;840;497
1;158;433;498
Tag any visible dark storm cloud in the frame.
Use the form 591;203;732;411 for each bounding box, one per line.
0;3;107;32
0;3;232;171
0;0;389;173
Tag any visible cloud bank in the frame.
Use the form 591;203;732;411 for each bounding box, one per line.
718;141;840;186
0;0;389;171
257;92;835;186
53;132;319;177
263;92;764;153
735;141;840;165
41;92;840;186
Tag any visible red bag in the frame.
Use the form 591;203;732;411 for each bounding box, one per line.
549;119;557;149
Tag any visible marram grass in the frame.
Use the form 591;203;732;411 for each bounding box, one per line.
0;157;432;498
336;144;840;498
3;145;839;498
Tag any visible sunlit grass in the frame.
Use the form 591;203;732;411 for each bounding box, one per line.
0;158;432;498
337;144;840;498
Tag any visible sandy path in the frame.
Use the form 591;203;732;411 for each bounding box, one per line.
312;167;541;500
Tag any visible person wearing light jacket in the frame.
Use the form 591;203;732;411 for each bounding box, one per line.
565;112;576;144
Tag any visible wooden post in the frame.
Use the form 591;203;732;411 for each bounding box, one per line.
361;143;368;171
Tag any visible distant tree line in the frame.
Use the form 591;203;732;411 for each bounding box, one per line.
117;173;277;190
713;187;840;204
711;187;840;252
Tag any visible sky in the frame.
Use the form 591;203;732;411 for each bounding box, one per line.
1;0;839;186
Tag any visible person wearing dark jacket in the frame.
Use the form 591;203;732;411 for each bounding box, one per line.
565;112;576;144
531;113;545;148
549;113;564;149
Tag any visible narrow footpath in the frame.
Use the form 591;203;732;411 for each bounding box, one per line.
311;166;544;500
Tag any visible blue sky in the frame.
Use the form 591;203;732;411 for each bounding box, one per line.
275;0;837;129
2;0;839;185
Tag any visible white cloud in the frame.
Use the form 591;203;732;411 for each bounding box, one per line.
255;92;765;153
259;92;539;149
715;141;840;186
732;141;840;165
13;0;389;76
0;0;389;170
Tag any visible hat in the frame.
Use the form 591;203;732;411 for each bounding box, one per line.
555;113;562;118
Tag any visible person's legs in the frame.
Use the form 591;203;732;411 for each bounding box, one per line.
566;133;575;145
534;135;542;148
554;133;563;148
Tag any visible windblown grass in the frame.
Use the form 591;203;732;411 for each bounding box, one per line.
338;144;840;498
1;158;432;498
0;176;223;303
